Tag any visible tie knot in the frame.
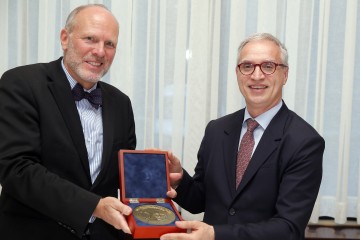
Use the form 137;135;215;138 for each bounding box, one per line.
72;83;102;109
246;119;259;132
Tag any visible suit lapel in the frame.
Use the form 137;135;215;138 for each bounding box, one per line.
46;58;92;185
236;104;289;194
223;110;244;197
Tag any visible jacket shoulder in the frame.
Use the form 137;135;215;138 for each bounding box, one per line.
205;109;244;131
284;109;323;139
1;58;62;83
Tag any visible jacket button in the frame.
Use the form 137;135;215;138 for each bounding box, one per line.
229;208;236;215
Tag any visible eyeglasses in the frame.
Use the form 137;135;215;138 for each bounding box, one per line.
237;62;288;75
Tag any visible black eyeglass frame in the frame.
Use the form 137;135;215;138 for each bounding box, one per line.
237;62;288;75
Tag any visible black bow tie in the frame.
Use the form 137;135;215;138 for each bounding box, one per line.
72;83;102;109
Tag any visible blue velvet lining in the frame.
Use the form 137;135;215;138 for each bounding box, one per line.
123;153;168;199
129;202;179;226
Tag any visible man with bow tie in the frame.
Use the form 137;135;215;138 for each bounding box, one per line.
0;4;136;240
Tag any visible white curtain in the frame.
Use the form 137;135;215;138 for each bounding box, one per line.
0;0;359;224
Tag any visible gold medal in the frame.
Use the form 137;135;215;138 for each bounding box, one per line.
133;204;176;225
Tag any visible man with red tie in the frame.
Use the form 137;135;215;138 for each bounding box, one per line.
161;33;325;240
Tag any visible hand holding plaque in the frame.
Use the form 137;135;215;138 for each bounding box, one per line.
118;150;185;239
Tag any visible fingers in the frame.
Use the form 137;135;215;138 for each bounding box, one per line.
161;221;215;240
167;151;180;165
144;148;161;151
169;172;183;182
160;221;192;240
93;197;132;234
113;212;131;234
175;220;197;229
167;152;184;189
166;188;177;199
113;200;132;234
160;232;189;240
167;151;183;175
118;202;132;216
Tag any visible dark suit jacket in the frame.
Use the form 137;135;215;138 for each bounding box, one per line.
175;103;324;240
0;58;136;240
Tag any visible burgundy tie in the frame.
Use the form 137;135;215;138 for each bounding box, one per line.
236;119;259;188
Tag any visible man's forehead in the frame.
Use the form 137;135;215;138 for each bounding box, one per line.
240;41;281;59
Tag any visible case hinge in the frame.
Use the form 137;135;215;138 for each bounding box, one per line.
129;198;139;203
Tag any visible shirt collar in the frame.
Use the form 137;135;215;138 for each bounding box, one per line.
243;100;283;130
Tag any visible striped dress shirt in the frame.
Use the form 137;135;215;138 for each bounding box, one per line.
61;61;103;184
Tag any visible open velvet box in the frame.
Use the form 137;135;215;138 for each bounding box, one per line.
118;150;185;239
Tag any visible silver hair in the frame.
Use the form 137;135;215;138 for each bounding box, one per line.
64;4;111;33
236;33;288;65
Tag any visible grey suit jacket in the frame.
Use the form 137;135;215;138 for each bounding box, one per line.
0;58;136;240
175;102;324;240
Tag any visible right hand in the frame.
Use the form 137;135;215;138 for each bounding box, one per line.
93;197;132;234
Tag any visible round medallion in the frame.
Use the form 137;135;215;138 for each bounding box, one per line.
133;204;176;225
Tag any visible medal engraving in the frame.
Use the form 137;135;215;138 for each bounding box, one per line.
133;205;176;225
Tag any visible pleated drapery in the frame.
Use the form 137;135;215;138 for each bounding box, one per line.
0;0;359;224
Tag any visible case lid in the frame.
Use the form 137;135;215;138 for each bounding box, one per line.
119;150;170;201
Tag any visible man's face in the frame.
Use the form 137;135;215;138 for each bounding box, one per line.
236;39;288;117
61;7;119;89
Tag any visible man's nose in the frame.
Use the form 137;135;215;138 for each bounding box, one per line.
92;43;105;57
251;65;265;79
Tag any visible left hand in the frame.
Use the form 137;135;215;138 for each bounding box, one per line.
166;151;183;188
160;220;215;240
166;151;183;199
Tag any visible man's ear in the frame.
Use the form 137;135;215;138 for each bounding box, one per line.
60;28;69;51
235;65;240;74
283;67;289;85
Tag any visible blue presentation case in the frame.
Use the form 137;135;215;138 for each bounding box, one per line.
118;150;185;239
